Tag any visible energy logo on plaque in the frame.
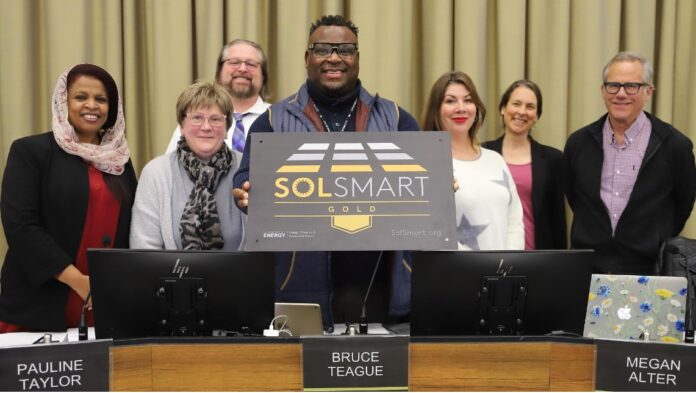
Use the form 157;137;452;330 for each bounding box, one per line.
246;132;457;251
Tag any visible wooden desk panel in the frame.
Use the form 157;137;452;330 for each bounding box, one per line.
410;342;552;391
549;342;595;391
149;343;301;391
111;345;153;391
111;339;594;391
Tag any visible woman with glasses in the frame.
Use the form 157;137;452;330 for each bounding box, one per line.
130;80;244;250
482;80;566;250
0;64;137;332
422;71;524;250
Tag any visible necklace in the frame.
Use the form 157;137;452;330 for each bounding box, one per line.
312;98;358;132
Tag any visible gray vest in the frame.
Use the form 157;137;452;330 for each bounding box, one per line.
265;83;411;326
269;83;400;132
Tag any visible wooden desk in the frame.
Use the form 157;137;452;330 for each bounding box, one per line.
111;337;594;391
112;338;301;391
409;338;594;391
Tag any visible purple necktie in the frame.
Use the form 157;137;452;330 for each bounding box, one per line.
232;112;246;153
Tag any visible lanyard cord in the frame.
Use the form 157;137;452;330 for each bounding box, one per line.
312;98;358;132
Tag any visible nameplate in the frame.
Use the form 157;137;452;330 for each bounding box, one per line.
0;340;111;391
247;131;457;251
596;339;696;391
302;335;408;391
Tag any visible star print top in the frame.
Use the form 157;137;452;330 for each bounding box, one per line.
452;148;525;251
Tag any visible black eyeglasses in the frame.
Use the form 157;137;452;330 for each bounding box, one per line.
603;82;650;95
308;43;358;58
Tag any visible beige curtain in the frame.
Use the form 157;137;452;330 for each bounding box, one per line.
1;0;695;259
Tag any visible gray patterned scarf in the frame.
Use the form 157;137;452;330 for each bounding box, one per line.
176;139;233;250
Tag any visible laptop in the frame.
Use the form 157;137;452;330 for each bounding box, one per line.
274;303;324;336
583;274;688;343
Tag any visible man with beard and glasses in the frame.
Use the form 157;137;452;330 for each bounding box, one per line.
232;15;419;332
166;39;271;163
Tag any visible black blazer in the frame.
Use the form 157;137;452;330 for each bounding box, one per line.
482;136;567;249
0;132;137;330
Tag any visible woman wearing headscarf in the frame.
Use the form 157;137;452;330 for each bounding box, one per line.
0;64;137;332
130;80;244;250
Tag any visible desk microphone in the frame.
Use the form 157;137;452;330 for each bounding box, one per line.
359;251;384;334
78;291;91;341
79;235;111;341
666;244;694;343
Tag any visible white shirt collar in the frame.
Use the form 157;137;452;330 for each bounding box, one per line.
242;96;271;116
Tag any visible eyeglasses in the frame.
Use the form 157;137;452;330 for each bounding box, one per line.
186;113;227;128
603;82;650;95
223;58;260;70
308;43;358;58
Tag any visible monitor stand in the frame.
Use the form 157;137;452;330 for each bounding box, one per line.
157;277;209;336
478;275;527;335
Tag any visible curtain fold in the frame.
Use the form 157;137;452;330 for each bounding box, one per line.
1;0;694;258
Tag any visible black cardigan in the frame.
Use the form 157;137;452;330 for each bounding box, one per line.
482;136;567;250
564;112;696;274
0;132;137;330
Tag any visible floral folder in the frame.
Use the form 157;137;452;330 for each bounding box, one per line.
583;274;687;343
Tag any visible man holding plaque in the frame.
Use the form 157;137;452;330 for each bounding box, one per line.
233;15;419;331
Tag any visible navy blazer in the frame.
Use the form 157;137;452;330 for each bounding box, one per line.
0;132;137;330
483;136;567;249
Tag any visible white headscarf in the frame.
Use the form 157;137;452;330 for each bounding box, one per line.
51;64;130;175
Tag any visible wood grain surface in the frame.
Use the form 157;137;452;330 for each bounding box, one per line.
111;340;594;391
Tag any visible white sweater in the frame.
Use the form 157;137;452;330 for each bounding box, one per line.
453;148;524;250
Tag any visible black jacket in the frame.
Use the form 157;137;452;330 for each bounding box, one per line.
482;137;567;249
564;112;696;274
0;132;137;330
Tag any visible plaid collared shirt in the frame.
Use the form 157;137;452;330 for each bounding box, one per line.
600;111;652;233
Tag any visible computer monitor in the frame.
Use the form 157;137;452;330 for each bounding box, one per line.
411;250;594;336
87;249;275;339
